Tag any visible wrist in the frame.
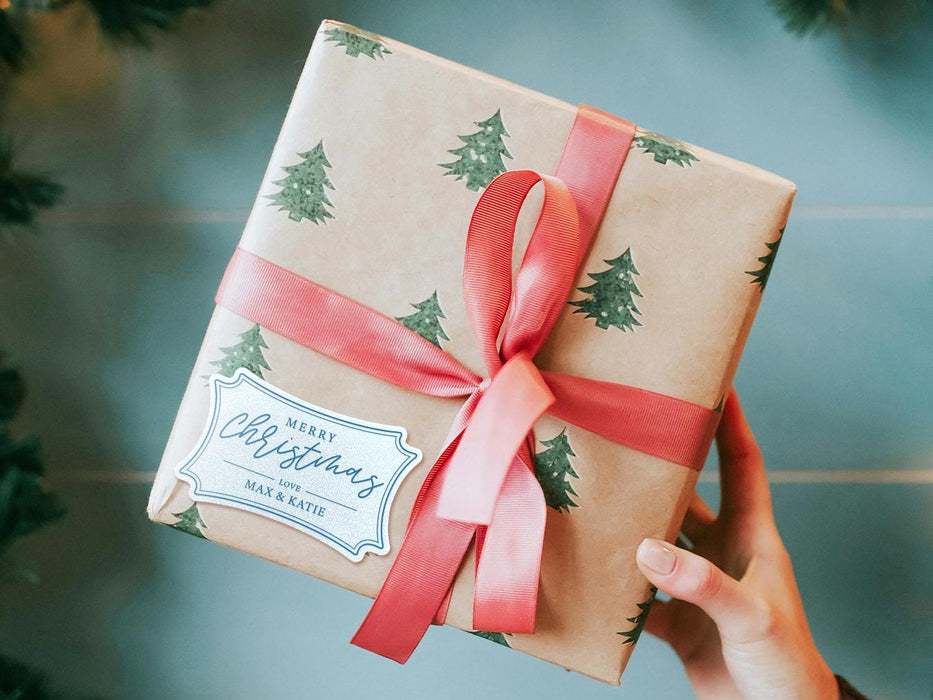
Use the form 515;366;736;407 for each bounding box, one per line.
813;659;839;700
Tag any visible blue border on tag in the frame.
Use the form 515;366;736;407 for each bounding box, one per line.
177;371;421;558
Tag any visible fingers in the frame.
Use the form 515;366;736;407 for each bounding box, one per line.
636;538;767;643
716;389;772;519
680;491;715;542
689;490;716;522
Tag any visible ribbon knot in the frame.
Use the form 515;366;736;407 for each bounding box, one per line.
437;352;553;525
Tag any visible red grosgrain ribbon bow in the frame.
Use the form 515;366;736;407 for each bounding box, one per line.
215;106;721;663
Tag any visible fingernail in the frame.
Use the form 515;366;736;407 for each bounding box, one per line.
637;538;676;575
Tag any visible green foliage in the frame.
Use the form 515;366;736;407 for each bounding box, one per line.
0;357;65;555
267;141;335;224
324;25;391;59
569;248;643;332
770;0;856;35
0;139;63;229
395;291;449;347
0;9;26;71
618;586;657;645
470;630;511;647
746;227;784;292
439;109;512;191
84;0;214;45
0;361;26;423
169;503;206;539
209;324;271;380
533;429;579;514
2;0;213;58
632;132;698;167
0;653;50;700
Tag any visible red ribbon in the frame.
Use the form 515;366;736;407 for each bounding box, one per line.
215;105;720;663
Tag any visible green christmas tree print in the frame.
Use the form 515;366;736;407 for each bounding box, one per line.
395;291;449;347
470;630;511;647
746;227;784;292
569;248;644;332
632;131;699;167
714;395;725;412
618;587;657;645
170;503;207;539
324;25;391;59
266;141;335;224
209;324;271;379
439;109;512;191
533;429;580;514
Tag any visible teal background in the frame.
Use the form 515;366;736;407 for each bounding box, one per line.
1;1;931;698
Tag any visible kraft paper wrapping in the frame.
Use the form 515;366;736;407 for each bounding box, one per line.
147;20;795;684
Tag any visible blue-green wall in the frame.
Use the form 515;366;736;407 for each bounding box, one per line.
0;1;930;698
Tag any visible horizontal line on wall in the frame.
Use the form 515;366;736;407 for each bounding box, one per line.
36;205;933;225
49;468;933;485
52;470;159;483
39;208;253;224
791;205;933;220
698;469;933;484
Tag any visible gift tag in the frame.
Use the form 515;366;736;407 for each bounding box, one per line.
176;369;422;562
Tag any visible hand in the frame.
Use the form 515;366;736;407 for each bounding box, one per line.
635;389;838;700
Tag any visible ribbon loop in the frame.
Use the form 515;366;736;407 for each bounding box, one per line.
500;174;581;361
462;170;580;375
436;352;554;525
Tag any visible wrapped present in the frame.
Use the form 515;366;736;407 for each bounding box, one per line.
147;19;795;684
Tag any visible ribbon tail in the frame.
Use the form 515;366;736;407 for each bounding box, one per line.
351;439;476;662
433;587;454;626
429;391;487;628
471;448;544;633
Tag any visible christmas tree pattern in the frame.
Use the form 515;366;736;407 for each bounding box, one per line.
439;109;512;191
745;227;784;292
632;131;699;167
395;291;449;347
714;395;725;412
324;25;391;59
170;503;207;540
266;141;335;224
209;324;271;379
470;630;511;648
618;587;657;645
533;429;580;514
569;248;644;332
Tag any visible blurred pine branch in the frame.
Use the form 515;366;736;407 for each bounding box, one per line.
0;138;63;230
0;653;50;700
83;0;215;45
1;0;214;230
0;355;65;555
2;0;214;67
770;0;928;36
0;7;26;70
770;0;857;35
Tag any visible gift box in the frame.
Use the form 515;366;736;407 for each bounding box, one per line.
147;19;795;684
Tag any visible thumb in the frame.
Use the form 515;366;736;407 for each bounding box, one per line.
636;538;768;643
